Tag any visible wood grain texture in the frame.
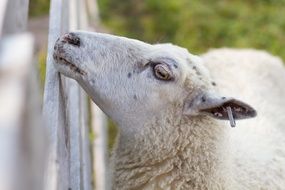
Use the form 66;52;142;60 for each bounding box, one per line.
43;0;93;189
42;0;70;189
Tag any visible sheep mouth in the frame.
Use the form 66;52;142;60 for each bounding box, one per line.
53;54;86;76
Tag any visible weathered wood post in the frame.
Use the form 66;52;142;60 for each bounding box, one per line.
86;0;100;27
1;0;29;36
0;1;46;190
43;0;92;189
0;0;8;37
92;105;109;190
42;1;69;189
0;33;39;190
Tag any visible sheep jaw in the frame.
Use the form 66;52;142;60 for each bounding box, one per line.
53;53;86;76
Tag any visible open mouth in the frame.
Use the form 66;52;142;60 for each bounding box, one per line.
53;54;86;76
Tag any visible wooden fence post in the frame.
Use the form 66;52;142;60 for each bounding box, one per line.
0;34;46;190
0;0;8;37
86;0;100;27
92;104;109;190
0;1;46;190
1;0;29;35
43;0;70;189
43;0;93;189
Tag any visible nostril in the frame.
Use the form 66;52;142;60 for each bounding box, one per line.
62;32;80;46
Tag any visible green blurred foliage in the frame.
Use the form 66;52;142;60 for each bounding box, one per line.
98;0;285;59
29;0;50;17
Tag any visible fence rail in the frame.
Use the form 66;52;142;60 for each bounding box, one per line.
0;0;108;190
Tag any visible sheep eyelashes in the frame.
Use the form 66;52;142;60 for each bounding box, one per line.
226;106;236;127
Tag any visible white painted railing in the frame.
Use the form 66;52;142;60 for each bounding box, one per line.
0;0;108;190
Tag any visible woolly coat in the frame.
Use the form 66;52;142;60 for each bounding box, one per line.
111;49;285;190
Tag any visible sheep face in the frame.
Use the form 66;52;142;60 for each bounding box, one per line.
53;32;256;128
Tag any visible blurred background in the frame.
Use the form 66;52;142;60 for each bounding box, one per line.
28;0;285;149
30;0;285;57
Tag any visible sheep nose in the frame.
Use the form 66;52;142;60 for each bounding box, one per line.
62;32;80;46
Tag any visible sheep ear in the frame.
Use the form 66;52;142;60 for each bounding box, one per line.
183;92;257;121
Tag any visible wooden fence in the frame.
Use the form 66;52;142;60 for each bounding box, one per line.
0;0;108;190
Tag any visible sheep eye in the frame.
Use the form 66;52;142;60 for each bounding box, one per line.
153;64;173;81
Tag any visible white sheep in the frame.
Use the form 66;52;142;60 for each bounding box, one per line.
53;31;285;190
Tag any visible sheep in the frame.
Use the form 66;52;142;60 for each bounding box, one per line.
53;31;285;190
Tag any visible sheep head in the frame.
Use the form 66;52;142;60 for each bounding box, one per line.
53;31;256;128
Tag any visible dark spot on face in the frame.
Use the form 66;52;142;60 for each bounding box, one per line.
201;96;206;102
211;82;216;86
128;48;135;53
222;97;226;99
192;65;201;75
127;72;132;78
133;95;137;100
174;64;178;68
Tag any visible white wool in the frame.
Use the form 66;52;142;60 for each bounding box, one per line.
202;48;285;189
53;32;285;190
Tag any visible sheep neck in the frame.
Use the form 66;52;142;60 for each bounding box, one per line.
112;110;229;189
